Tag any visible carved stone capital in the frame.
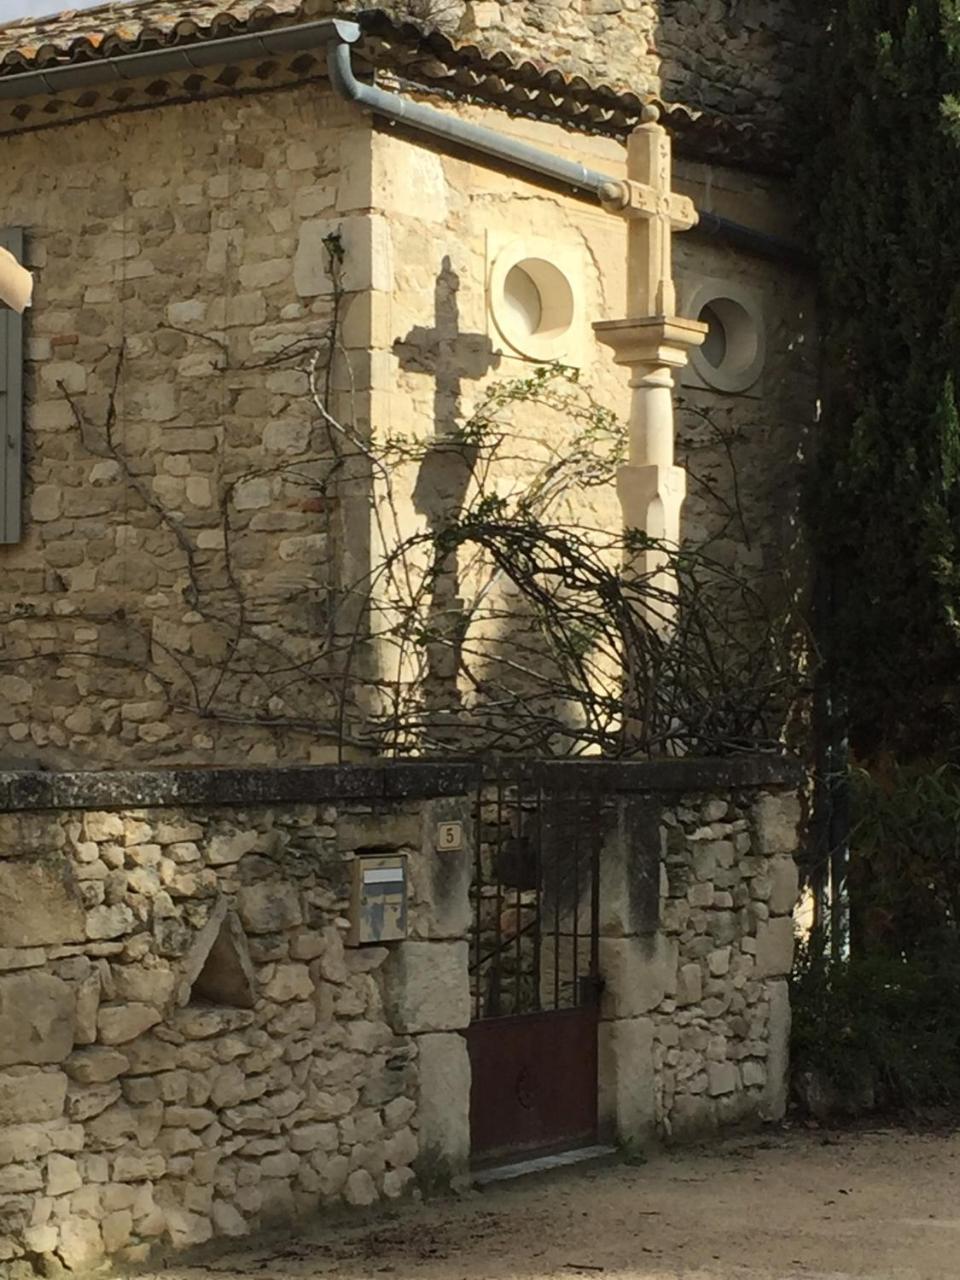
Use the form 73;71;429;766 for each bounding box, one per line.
593;315;707;370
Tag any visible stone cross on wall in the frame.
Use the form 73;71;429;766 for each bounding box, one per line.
594;108;706;615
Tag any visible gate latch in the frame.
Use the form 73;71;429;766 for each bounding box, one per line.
579;973;606;1006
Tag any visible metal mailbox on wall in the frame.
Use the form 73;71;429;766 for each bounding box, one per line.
348;854;408;946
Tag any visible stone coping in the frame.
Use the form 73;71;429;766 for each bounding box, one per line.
0;755;803;812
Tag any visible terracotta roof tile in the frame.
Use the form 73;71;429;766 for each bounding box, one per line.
0;0;298;63
0;2;784;171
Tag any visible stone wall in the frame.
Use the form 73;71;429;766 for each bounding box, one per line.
0;758;800;1274
598;785;799;1142
0;766;473;1276
673;164;815;593
0;45;815;772
599;768;798;1141
0;84;377;770
372;111;816;644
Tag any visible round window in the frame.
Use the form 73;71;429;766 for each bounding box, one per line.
699;303;728;368
489;244;579;362
503;265;543;336
686;284;766;394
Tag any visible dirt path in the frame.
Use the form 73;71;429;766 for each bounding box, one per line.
157;1128;960;1280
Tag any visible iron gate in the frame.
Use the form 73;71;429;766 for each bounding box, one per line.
466;765;604;1162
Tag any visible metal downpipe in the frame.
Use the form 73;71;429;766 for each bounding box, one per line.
327;22;613;199
327;25;808;270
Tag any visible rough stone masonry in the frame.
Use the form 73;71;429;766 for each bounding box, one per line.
0;15;816;773
0;779;470;1273
0;759;800;1274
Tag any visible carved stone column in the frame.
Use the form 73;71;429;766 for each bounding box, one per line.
594;111;706;613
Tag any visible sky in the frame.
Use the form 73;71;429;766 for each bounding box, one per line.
0;0;106;21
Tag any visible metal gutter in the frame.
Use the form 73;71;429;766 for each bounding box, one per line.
326;20;808;270
694;210;810;270
327;20;614;200
0;17;345;99
327;20;808;268
0;13;807;267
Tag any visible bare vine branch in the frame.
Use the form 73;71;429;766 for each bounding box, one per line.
25;235;808;763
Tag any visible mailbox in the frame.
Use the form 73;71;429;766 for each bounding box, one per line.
348;854;408;946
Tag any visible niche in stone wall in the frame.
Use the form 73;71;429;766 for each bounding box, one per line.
178;896;255;1009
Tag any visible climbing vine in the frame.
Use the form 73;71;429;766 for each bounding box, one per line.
39;235;801;763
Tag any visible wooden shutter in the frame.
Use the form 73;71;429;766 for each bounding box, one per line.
0;228;23;544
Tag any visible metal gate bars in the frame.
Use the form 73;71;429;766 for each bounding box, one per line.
466;763;605;1163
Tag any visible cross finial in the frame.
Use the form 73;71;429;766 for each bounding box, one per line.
600;117;698;320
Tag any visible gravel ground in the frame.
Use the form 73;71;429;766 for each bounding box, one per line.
154;1127;960;1280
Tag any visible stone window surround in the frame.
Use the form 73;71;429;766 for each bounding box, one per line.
679;276;767;397
486;232;585;365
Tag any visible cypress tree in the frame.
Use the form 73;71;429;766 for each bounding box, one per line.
805;0;960;760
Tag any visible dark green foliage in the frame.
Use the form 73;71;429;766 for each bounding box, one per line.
793;763;960;1113
803;0;960;758
791;929;960;1112
847;762;960;951
797;12;960;1101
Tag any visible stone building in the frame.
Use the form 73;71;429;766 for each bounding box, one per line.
0;0;814;769
0;0;811;1270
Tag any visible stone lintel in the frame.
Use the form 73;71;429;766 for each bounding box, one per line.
0;758;804;814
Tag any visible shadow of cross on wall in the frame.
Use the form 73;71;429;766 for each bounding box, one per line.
393;255;501;531
393;255;501;709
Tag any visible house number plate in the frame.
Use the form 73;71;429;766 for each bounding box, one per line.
436;821;464;852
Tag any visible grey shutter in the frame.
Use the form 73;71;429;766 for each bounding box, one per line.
0;227;23;544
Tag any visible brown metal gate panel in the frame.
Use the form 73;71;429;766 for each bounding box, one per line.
466;1005;599;1162
468;766;605;1163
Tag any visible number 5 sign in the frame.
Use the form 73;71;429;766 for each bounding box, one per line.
436;821;464;852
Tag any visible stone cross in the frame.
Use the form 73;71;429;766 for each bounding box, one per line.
602;118;698;320
594;110;706;613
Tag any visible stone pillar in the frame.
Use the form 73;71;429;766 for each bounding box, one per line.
382;942;471;1180
407;796;474;944
762;978;791;1123
594;113;706;613
382;800;473;1185
416;1030;471;1187
753;790;802;1123
596;797;672;1150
